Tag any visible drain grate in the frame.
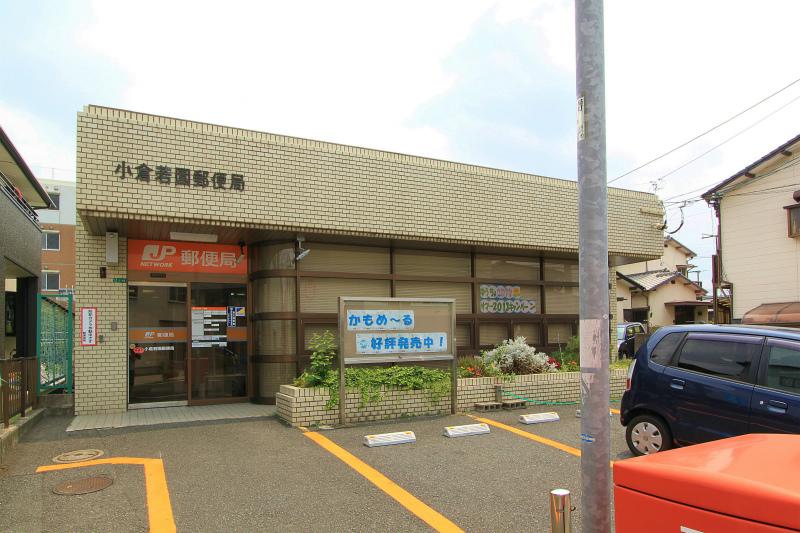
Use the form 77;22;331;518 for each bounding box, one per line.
52;475;113;495
52;449;105;464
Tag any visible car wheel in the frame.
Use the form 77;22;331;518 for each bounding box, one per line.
626;414;672;456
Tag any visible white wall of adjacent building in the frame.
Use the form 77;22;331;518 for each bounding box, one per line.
720;159;800;320
38;178;76;225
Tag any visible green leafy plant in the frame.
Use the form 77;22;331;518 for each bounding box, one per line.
294;332;451;409
551;335;580;372
294;330;337;387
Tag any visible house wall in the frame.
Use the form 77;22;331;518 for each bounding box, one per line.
40;223;76;291
720;158;800;319
616;279;632;323
617;239;692;275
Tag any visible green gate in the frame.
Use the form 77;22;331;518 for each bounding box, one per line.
36;293;73;394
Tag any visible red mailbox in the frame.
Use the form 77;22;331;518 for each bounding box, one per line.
614;434;800;532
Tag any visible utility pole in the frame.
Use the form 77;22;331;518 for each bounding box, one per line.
575;0;611;531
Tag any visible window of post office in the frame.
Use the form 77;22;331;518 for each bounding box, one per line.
393;249;470;277
544;286;579;314
254;320;296;355
253;277;296;313
42;231;60;251
475;254;539;281
303;324;339;351
547;323;573;347
543;259;578;282
395;281;472;313
298;244;390;274
299;278;390;313
479;323;509;347
251;243;296;271
513;323;541;345
42;271;60;291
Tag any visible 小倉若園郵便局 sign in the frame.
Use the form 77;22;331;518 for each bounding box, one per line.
355;332;448;354
113;161;245;191
346;310;414;330
479;284;537;314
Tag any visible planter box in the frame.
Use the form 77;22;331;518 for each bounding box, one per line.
277;369;627;427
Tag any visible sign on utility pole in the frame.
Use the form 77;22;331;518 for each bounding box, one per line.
575;0;611;531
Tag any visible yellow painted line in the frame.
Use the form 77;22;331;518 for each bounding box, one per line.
469;415;582;457
303;431;464;533
37;457;176;533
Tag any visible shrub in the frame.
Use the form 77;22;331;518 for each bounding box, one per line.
482;337;557;375
551;335;580;372
294;330;337;387
457;356;504;378
294;332;450;408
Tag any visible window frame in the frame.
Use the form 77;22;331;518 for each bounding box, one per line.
756;337;800;396
41;270;61;292
42;230;61;251
785;204;800;238
669;332;764;384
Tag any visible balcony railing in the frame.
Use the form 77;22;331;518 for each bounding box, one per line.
0;169;40;228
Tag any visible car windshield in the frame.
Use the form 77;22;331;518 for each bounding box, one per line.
617;326;626;340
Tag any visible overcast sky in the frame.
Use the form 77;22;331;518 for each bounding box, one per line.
3;0;800;290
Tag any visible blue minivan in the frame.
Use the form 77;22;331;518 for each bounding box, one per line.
621;324;800;455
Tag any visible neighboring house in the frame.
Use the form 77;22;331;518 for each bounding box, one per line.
38;179;76;293
1;125;54;357
703;133;800;326
616;236;709;327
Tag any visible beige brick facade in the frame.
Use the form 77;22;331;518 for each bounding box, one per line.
74;105;661;414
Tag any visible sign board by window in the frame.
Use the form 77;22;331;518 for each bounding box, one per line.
128;240;247;275
479;284;537;314
80;307;98;346
191;306;228;347
337;297;458;424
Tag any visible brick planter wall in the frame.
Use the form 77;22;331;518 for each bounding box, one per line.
277;369;627;427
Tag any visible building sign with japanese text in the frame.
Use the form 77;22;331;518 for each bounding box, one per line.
338;297;455;364
128;240;247;275
479;284;537;314
346;310;414;331
80;307;98;346
113;161;245;191
356;332;447;354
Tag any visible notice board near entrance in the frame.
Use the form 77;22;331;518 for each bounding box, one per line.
337;297;457;425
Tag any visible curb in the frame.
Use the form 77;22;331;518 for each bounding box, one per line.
0;408;46;465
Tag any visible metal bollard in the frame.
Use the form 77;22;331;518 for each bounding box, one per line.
495;384;503;403
549;489;572;533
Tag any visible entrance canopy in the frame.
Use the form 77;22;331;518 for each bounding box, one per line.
742;302;800;326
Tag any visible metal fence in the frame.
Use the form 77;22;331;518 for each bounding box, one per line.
1;357;39;428
36;293;73;394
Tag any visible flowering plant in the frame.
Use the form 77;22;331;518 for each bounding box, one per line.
482;337;558;375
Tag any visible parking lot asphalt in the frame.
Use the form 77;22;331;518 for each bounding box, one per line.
0;405;632;532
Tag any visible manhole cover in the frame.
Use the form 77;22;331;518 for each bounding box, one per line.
52;475;113;495
52;449;104;463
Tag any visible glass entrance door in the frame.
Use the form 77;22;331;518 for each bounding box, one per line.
189;283;248;402
128;283;188;405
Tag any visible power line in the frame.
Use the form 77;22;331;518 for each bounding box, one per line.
663;153;800;204
609;74;800;184
652;93;800;184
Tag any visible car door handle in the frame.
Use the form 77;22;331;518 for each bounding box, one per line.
767;400;788;414
670;379;685;390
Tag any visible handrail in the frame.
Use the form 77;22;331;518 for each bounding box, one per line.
0;169;40;227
